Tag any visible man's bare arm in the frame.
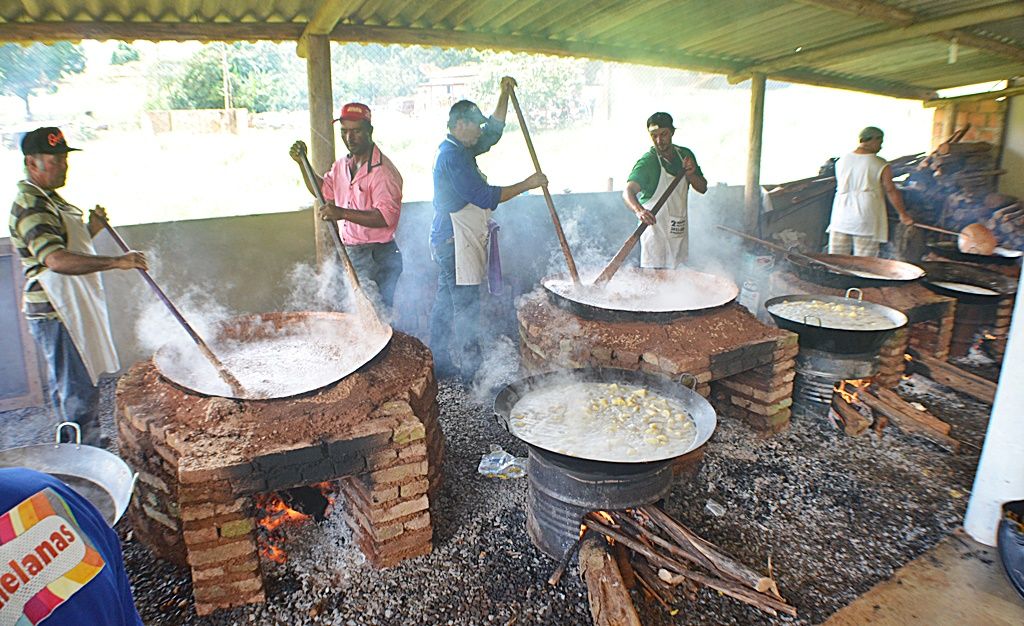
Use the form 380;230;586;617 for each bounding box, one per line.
881;165;913;225
44;249;147;275
623;180;656;225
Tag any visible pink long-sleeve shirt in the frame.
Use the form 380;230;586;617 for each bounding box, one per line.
321;144;403;245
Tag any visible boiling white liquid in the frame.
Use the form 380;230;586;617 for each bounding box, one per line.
545;267;737;313
156;318;391;399
509;382;697;462
930;281;999;296
768;299;896;331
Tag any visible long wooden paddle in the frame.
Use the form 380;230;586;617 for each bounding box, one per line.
293;142;381;323
96;214;245;396
593;172;686;285
716;225;863;278
508;86;580;284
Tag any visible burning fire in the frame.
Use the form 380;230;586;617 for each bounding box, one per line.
255;482;336;563
833;379;870;405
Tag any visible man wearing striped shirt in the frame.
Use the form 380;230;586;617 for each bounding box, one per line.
10;127;147;447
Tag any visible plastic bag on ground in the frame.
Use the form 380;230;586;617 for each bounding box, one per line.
478;444;527;479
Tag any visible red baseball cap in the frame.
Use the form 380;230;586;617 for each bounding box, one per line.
336;102;371;123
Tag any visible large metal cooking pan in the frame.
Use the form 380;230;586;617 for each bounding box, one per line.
154;311;392;400
785;252;925;288
494;367;717;467
0;423;137;526
927;241;1023;266
542;266;738;323
919;261;1018;304
764;288;908;354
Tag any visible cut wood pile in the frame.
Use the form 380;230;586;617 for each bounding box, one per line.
556;507;797;625
830;379;961;453
905;125;1023;251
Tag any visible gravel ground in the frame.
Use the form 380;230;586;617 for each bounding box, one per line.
1;362;995;626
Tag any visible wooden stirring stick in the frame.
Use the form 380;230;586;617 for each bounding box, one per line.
95;214;246;396
593;172;685;285
508;85;580;284
294;144;382;324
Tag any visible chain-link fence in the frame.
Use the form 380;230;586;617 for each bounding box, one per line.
1;40;932;231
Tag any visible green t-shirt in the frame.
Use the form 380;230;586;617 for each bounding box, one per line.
626;146;702;203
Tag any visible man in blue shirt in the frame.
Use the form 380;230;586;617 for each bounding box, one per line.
430;76;547;381
0;467;144;625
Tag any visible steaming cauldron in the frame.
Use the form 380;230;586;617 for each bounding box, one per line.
154;311;392;400
542;266;739;322
494;368;718;558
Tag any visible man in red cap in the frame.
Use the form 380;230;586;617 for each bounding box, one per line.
291;102;404;311
9;127;147;447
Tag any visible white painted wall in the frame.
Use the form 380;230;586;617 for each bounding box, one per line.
999;93;1024;199
964;267;1024;545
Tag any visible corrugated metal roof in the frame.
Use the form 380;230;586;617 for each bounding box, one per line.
0;0;1021;100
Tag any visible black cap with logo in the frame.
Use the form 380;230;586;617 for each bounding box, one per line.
20;127;81;156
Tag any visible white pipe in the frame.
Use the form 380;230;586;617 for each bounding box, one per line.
964;269;1024;545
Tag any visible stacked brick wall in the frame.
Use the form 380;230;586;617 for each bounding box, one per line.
517;292;797;434
116;331;443;616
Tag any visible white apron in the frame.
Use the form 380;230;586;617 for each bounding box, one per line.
32;193;120;385
449;203;492;286
639;156;689;268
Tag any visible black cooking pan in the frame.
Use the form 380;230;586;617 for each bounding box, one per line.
764;288;908;354
542;267;738;323
927;241;1023;266
919;261;1017;304
493;367;717;468
785;252;925;288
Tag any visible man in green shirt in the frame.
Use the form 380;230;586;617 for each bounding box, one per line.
623;112;707;268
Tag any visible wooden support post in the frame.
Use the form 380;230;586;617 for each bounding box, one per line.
305;34;335;265
744;72;766;235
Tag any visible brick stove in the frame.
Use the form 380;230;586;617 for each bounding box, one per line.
768;271;955;385
517;292;798;435
115;331;443;616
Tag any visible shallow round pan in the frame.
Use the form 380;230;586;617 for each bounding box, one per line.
787;253;925;288
919;261;1018;303
764;292;907;354
0;424;136;526
543;266;738;322
155;311;392;400
494;367;717;465
928;241;1022;266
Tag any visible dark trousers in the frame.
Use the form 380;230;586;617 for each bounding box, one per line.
429;241;481;378
28;317;103;445
347;241;403;312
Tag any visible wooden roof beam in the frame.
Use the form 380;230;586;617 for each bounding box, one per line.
0;21;303;42
923;84;1024;108
297;0;362;58
729;2;1024;82
797;0;1024;64
325;23;739;75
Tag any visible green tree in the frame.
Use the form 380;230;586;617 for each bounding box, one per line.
111;42;140;65
153;42;306;113
0;42;86;119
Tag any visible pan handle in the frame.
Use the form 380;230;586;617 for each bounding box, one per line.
677;372;698;390
845;287;864;301
803;315;822;327
54;421;81;449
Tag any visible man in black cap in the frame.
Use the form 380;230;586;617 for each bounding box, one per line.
623;112;707;268
9;127;147;447
429;77;547;381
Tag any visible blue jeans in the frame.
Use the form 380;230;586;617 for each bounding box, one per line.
429;241;482;379
28;317;103;445
346;241;403;312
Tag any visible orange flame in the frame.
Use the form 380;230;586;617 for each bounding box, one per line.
834;379;870;405
904;354;913;362
254;483;336;564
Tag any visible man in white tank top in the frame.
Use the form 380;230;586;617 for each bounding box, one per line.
827;126;913;257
